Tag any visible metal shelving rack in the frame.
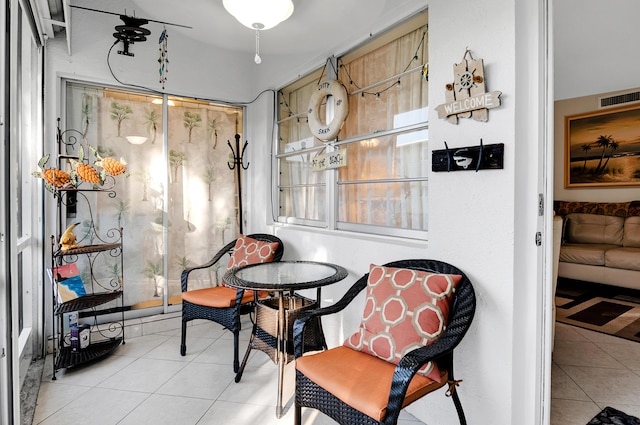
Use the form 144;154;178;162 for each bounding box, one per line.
49;120;125;380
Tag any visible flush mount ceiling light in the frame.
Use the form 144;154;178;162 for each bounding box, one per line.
222;0;294;64
222;0;294;30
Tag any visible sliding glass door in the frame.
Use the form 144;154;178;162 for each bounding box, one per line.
62;82;242;315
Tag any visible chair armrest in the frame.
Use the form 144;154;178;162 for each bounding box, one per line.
383;278;475;424
382;337;457;425
180;239;237;292
293;272;367;358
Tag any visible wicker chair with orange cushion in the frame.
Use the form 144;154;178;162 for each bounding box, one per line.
180;234;283;372
293;259;476;425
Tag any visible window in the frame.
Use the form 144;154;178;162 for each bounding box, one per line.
276;12;428;238
277;70;328;225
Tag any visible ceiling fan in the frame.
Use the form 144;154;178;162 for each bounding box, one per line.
70;5;192;56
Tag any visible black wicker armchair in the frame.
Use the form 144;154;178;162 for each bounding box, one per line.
293;259;476;425
180;234;283;372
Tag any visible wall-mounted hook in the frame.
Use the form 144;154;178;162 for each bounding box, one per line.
432;139;503;172
475;139;484;172
444;141;451;172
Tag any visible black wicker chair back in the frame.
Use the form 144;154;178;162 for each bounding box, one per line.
293;259;476;425
180;234;283;372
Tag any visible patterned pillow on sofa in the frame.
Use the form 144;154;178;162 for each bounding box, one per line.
344;264;461;381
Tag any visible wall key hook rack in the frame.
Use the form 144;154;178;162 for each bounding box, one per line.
432;139;504;172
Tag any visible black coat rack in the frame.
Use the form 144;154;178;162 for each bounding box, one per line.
228;134;249;234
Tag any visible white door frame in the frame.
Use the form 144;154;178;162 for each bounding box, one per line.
0;0;45;422
0;0;15;421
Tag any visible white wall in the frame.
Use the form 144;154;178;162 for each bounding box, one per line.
554;0;640;203
44;0;547;424
426;2;517;422
554;0;640;102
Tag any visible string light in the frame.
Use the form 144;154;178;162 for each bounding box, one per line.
338;29;426;99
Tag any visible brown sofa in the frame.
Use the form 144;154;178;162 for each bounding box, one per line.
554;201;640;291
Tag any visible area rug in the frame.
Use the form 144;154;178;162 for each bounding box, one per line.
587;406;640;425
555;279;640;343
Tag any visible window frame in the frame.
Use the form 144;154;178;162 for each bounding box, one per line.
332;122;429;239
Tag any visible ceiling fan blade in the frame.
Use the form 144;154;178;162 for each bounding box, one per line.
145;17;192;29
70;4;192;29
70;4;122;17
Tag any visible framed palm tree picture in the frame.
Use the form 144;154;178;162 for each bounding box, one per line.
565;104;640;188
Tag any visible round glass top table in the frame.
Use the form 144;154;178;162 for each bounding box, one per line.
223;260;348;418
225;260;347;291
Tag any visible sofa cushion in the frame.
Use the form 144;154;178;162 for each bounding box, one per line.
559;243;618;266
555;201;630;217
623;216;640;248
628;201;640;217
605;247;640;271
565;213;624;246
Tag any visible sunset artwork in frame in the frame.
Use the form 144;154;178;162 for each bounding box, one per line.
565;104;640;188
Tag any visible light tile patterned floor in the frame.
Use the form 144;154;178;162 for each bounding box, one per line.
33;316;424;425
33;317;640;424
551;323;640;425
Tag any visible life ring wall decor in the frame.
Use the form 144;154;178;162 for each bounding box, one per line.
307;80;349;142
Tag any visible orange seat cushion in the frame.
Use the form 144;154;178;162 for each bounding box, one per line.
181;286;255;308
296;346;447;421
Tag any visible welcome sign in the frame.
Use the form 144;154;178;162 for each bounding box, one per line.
435;91;501;119
435;49;502;124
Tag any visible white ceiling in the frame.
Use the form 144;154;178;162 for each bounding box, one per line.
61;0;415;56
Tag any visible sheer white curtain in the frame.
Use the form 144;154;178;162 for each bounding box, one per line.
65;84;242;309
277;21;428;234
337;26;429;230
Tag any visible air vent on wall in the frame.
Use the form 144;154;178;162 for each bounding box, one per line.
599;90;640;109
